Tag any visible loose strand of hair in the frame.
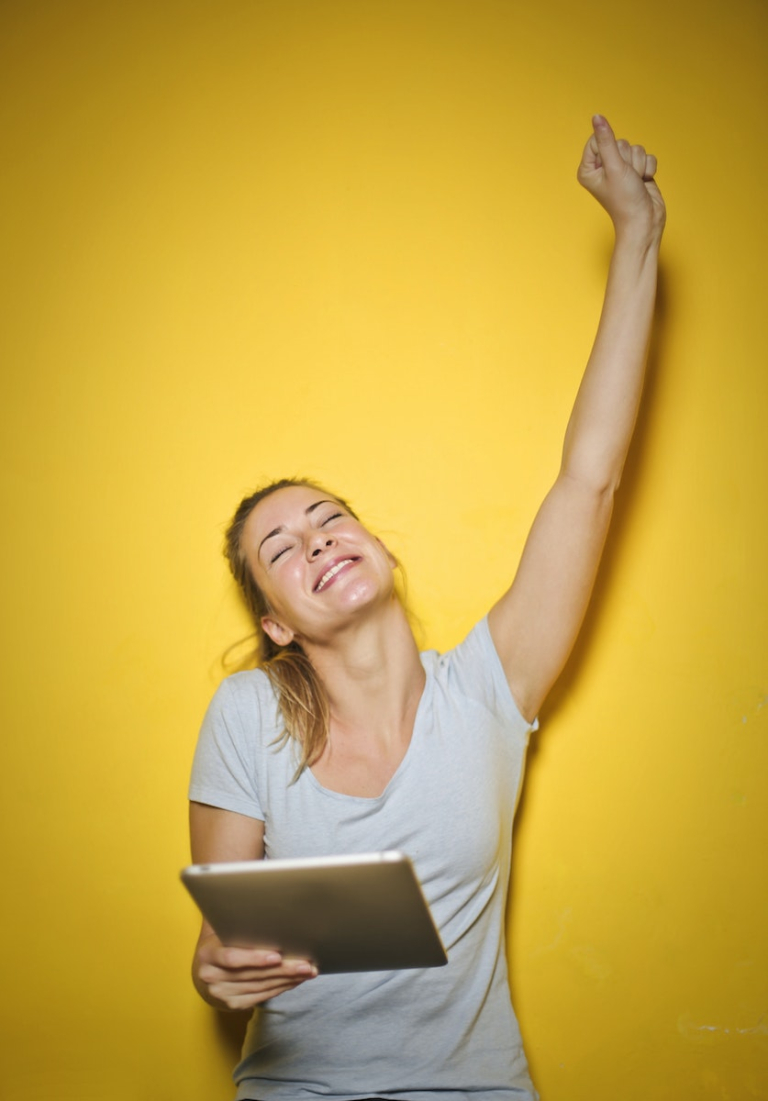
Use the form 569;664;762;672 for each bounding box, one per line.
262;648;330;780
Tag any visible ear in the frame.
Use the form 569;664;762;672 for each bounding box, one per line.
261;615;295;647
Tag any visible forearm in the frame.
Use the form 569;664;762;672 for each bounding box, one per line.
561;227;660;493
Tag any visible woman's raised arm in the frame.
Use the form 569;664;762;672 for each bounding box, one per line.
488;115;666;722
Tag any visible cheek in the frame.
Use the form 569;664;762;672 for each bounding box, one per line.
245;556;279;610
261;560;306;614
372;540;397;574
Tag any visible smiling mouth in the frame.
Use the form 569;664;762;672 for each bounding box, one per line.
314;558;359;592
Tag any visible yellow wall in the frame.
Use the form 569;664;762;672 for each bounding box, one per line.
1;2;766;1098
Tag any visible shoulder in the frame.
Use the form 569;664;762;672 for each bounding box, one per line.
421;616;504;686
206;667;277;715
198;667;281;749
190;668;284;819
422;617;537;733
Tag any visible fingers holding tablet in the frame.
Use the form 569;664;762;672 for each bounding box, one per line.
194;930;318;1010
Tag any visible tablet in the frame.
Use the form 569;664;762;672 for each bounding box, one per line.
181;850;447;973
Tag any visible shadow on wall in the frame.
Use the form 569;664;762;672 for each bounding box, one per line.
512;259;671;823
216;1010;249;1066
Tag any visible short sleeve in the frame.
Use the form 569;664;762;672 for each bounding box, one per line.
188;675;266;820
437;616;539;737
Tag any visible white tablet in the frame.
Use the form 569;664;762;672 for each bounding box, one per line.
181;850;447;973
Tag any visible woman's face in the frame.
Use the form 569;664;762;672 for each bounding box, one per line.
242;484;396;647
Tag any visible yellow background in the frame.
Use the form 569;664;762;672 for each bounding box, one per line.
1;2;766;1099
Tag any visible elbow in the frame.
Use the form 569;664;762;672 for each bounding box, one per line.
560;421;634;499
559;464;623;502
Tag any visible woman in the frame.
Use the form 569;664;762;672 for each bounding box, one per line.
189;115;665;1101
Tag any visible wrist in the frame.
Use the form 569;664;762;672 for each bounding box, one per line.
613;204;664;247
612;222;662;261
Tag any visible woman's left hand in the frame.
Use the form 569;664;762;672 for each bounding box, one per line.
577;115;666;243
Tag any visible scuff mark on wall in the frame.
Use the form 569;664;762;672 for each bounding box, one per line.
678;1012;768;1045
532;907;572;956
727;687;768;731
569;943;612;982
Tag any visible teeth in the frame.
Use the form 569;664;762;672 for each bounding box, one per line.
316;559;354;592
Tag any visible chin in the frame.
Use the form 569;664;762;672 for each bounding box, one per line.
337;574;392;613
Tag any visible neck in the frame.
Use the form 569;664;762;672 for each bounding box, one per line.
301;597;425;748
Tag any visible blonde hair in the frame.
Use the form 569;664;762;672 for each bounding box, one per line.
224;478;360;776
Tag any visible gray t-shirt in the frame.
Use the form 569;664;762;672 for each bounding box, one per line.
190;616;539;1101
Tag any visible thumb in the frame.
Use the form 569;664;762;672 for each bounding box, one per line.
590;114;623;173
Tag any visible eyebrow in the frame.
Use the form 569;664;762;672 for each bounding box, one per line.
257;500;339;555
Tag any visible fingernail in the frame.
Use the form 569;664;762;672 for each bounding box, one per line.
296;962;317;976
592;114;607;128
265;952;282;964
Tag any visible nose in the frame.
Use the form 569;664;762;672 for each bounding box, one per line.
309;535;334;559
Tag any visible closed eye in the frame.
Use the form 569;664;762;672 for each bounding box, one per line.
270;544;292;564
321;512;343;525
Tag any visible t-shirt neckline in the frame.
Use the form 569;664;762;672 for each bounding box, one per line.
304;651;434;803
